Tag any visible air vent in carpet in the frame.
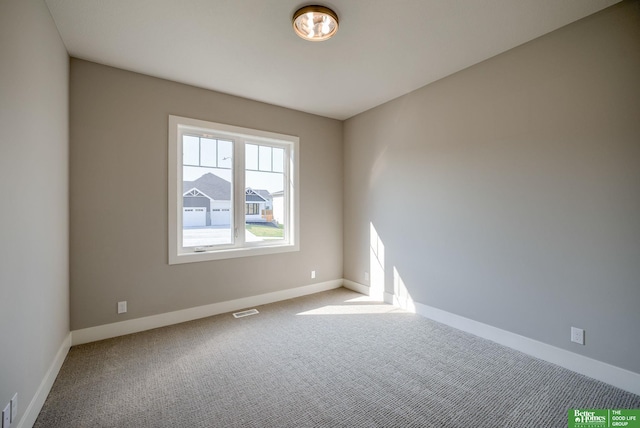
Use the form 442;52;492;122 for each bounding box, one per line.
233;309;259;318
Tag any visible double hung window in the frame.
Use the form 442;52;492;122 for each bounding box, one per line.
168;115;299;264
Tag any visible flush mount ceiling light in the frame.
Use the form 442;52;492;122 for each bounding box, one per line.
292;5;339;41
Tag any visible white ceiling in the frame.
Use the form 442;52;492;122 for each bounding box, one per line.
45;0;620;120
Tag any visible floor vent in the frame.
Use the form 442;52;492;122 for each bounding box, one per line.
233;309;259;318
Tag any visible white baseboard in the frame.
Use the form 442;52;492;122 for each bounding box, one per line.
342;279;370;295
17;332;71;428
412;300;640;396
343;279;640;396
72;280;343;346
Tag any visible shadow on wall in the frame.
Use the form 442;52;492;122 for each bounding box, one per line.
370;222;415;312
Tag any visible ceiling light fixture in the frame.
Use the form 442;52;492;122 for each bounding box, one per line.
292;5;339;42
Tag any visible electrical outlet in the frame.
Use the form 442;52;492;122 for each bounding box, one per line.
2;402;10;428
10;394;16;423
364;272;369;281
311;270;316;279
117;301;127;314
571;327;585;345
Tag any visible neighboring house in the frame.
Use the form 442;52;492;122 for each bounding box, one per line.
183;173;231;227
245;188;273;223
182;173;275;227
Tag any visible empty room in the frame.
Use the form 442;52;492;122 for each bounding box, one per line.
1;0;639;427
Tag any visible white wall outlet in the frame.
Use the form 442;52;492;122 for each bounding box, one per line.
364;272;369;281
311;270;316;279
571;327;585;345
2;402;10;428
10;394;16;423
117;301;127;314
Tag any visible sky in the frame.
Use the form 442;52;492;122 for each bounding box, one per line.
183;137;285;193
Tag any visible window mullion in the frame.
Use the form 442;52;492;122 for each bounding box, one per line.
234;140;246;247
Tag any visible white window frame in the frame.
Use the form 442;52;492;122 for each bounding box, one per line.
168;115;299;264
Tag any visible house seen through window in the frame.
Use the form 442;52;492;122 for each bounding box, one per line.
169;116;299;264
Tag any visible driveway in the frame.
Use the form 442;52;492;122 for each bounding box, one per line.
183;226;259;247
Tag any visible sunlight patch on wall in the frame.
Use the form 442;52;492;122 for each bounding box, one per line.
393;267;415;313
370;222;385;301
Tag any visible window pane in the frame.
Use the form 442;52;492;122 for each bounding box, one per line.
200;138;217;167
183;135;200;166
182;137;233;247
246;143;258;170
217;139;233;169
273;148;284;173
258;145;272;171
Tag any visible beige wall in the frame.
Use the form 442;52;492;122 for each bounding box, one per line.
0;0;70;424
344;1;640;373
70;60;343;330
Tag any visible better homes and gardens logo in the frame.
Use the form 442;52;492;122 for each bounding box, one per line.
569;409;640;428
571;409;607;427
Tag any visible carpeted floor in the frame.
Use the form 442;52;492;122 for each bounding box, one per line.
35;287;640;427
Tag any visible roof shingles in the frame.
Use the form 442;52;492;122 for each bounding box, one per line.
183;173;231;200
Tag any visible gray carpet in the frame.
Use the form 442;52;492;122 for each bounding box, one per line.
35;288;639;427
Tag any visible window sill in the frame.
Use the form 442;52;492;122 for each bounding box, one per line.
169;242;299;265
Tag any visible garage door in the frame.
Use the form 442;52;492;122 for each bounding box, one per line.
183;207;206;227
210;208;231;226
